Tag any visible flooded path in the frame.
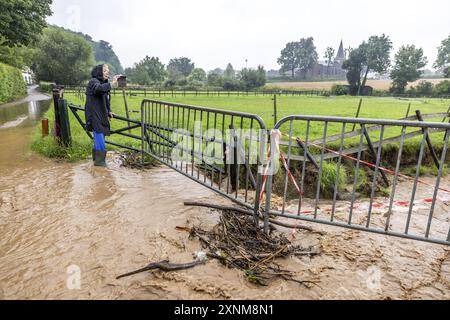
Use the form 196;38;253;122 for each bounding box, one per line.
0;88;449;299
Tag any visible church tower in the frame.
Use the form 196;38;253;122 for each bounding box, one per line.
335;40;345;65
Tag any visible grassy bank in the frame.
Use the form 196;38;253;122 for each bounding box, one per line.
31;98;143;162
31;102;92;161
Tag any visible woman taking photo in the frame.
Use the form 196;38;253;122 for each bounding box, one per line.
85;64;119;167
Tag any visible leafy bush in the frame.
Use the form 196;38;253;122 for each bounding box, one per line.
413;80;434;96
406;86;417;96
207;73;223;87
239;66;266;90
372;89;390;97
331;84;347;96
0;62;27;104
176;78;188;86
222;79;241;91
164;79;176;88
433;80;450;96
38;81;55;93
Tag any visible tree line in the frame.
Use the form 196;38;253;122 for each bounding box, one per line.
0;0;267;90
0;1;266;90
277;34;450;94
124;57;266;90
0;1;124;86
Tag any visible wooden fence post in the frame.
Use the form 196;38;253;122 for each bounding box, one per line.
52;86;63;139
57;97;72;147
272;94;278;126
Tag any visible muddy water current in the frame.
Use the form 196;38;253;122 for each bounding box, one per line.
0;88;448;299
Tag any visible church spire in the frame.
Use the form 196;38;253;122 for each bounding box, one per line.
335;40;345;64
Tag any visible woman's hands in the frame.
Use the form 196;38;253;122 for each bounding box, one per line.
109;112;117;119
111;75;121;87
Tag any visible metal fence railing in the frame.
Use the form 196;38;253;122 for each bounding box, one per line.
64;87;330;98
141;99;268;218
262;115;450;245
62;85;450;100
68;104;143;152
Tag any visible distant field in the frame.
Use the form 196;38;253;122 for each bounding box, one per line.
67;93;448;123
65;93;449;148
267;78;448;91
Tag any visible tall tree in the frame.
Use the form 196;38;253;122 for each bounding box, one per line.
296;37;318;79
209;68;224;75
239;66;266;90
390;45;428;94
224;63;235;79
359;34;393;94
278;37;318;79
125;55;166;85
124;66;150;85
207;73;223;87
0;43;35;69
32;27;95;85
188;68;206;82
324;47;335;76
0;0;52;47
342;46;367;90
277;42;300;79
50;26;124;75
93;40;124;74
434;35;450;78
167;57;195;78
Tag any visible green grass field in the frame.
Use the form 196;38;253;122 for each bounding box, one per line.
33;93;449;162
68;93;449;123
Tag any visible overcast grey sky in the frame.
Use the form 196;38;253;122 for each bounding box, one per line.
47;0;450;71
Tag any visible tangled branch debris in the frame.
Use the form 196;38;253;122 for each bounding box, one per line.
181;203;321;286
119;151;154;170
184;201;326;234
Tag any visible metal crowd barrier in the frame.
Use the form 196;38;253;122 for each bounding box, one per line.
141;99;268;219
263;115;450;245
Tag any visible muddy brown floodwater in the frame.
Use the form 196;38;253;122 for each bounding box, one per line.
0;88;449;300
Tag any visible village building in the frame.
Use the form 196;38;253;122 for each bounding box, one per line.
298;40;347;80
22;68;34;85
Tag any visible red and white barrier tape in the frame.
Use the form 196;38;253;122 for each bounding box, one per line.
297;137;450;194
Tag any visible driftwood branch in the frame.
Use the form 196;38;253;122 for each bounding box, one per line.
116;260;206;280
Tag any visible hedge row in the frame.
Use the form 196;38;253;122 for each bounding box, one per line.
0;63;27;104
